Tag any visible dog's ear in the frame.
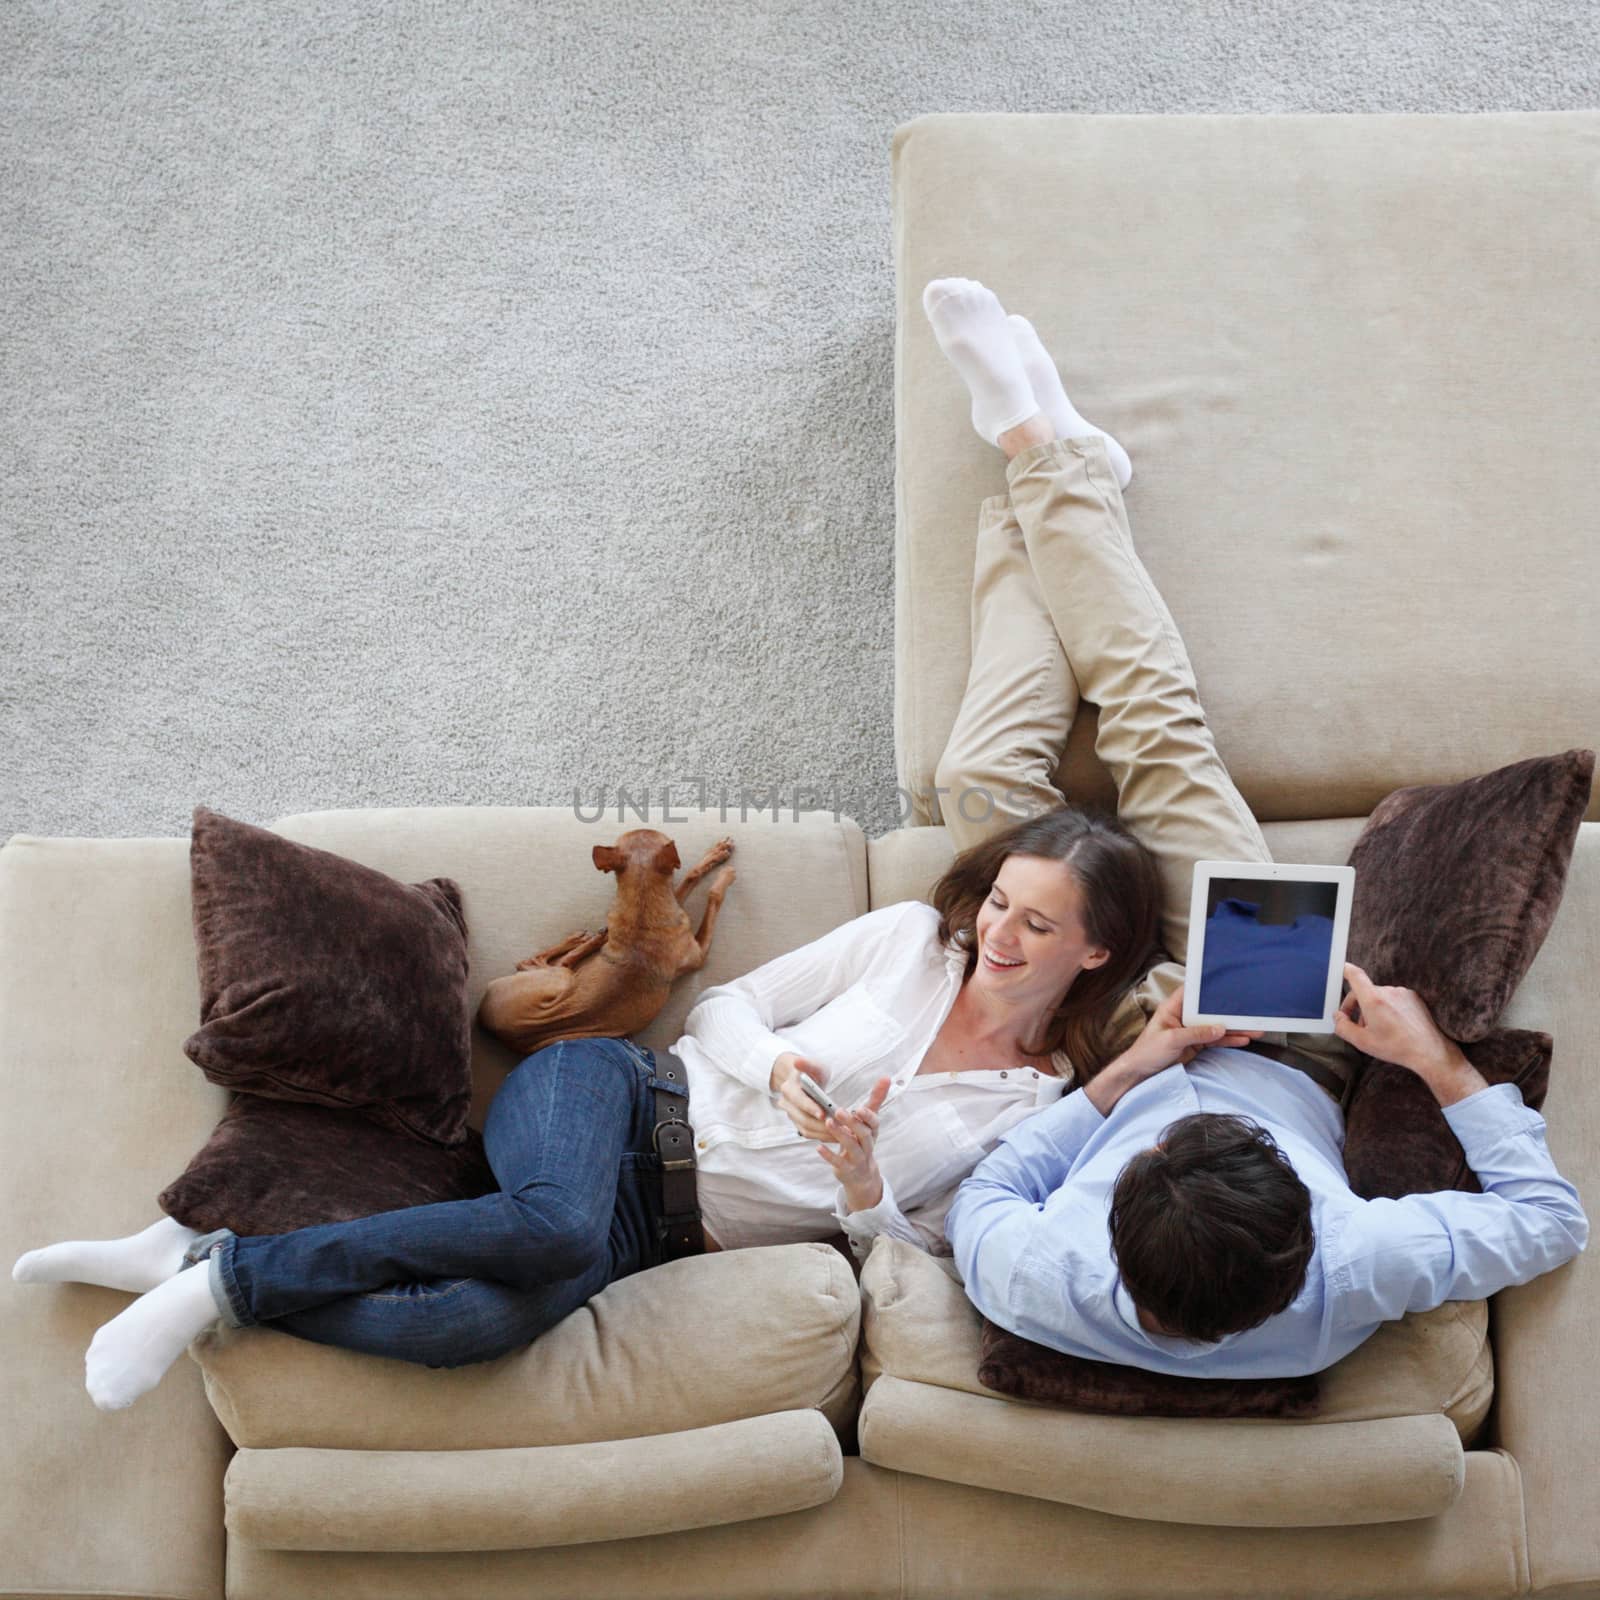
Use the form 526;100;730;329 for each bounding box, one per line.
593;845;622;873
652;839;681;875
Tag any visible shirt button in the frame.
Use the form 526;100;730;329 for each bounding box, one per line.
1031;1070;1038;1078
1000;1070;1008;1078
697;1139;707;1150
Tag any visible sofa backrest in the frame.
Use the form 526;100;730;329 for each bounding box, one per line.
269;806;868;1121
892;111;1600;827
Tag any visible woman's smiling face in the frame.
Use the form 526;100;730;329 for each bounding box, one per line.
971;852;1111;1007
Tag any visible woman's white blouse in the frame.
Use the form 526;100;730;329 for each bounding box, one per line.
673;900;1072;1258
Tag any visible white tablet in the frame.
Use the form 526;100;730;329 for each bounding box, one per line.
1182;861;1356;1034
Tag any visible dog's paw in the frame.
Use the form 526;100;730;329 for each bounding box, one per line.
709;867;736;896
707;836;735;865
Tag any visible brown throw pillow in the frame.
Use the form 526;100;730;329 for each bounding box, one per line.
159;1094;498;1236
1343;1029;1552;1200
978;1318;1320;1419
183;805;474;1148
1343;749;1594;1042
1340;749;1591;1200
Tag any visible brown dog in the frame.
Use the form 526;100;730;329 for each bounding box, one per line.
476;829;736;1056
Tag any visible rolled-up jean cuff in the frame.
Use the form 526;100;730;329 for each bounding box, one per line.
179;1227;250;1329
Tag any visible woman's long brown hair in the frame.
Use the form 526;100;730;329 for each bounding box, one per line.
931;805;1162;1080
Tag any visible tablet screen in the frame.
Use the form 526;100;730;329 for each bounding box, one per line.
1195;876;1340;1021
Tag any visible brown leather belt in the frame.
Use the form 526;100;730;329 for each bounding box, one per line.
645;1045;705;1261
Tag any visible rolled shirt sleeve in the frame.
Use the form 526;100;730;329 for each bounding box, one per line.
682;903;914;1098
832;1169;948;1259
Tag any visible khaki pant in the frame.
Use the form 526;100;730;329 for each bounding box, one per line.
934;435;1354;1100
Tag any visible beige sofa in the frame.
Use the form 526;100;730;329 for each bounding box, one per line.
4;111;1597;1599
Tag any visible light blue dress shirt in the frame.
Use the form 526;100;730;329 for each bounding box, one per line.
945;1048;1589;1377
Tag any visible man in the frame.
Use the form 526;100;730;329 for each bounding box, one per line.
945;963;1588;1376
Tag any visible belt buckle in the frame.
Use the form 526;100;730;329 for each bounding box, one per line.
652;1114;695;1171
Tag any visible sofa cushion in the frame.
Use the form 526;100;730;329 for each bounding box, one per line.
859;1375;1465;1528
184;806;474;1147
225;1458;910;1599
159;1095;497;1236
193;1241;860;1450
861;1240;1491;1445
223;1412;845;1552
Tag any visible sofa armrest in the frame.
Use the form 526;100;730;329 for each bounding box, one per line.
1484;823;1600;1597
0;836;233;1600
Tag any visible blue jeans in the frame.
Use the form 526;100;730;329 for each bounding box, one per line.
180;1037;674;1368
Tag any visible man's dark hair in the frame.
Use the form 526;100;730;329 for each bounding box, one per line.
1108;1112;1315;1344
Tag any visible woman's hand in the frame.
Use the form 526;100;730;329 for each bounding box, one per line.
1332;963;1471;1084
769;1052;838;1141
818;1080;892;1212
1087;985;1260;1115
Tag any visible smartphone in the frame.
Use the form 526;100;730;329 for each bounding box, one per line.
797;1074;840;1118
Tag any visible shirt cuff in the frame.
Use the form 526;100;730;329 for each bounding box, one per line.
834;1169;903;1240
1441;1079;1540;1146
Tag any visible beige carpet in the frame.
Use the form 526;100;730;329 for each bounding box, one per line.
3;0;1595;842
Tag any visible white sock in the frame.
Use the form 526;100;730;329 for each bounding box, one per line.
922;277;1041;447
12;1213;201;1294
1007;314;1134;491
83;1261;223;1410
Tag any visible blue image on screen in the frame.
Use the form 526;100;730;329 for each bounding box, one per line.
1196;885;1338;1019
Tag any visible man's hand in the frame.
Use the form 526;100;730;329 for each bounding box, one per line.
1085;985;1260;1115
1332;963;1487;1104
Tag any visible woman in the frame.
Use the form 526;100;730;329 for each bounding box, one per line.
16;277;1283;1410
